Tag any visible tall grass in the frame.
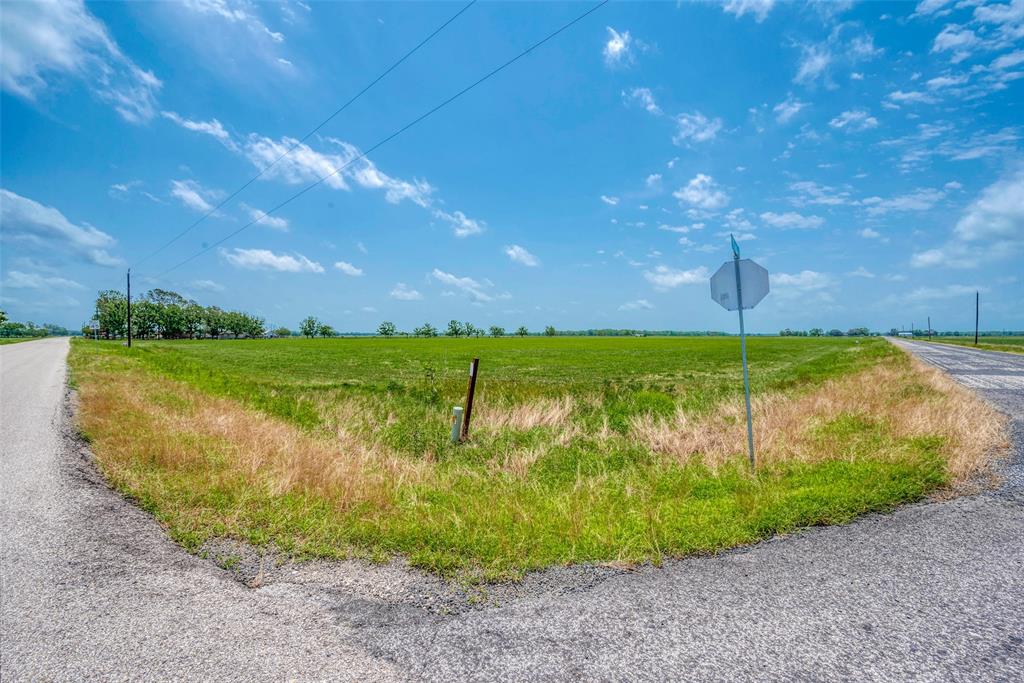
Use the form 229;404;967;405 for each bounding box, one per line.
69;337;1007;579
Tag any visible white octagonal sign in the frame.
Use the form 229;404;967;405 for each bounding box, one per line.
710;259;769;311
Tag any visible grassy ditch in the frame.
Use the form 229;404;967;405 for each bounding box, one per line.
924;336;1024;355
69;336;1007;580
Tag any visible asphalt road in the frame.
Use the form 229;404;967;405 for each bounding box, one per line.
1;337;1022;681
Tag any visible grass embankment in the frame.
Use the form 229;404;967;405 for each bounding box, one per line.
69;337;1007;580
925;336;1024;355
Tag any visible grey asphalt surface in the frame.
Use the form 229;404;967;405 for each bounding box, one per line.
2;336;1022;681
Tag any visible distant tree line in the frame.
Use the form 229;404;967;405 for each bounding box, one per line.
0;310;78;338
91;289;265;340
780;327;873;337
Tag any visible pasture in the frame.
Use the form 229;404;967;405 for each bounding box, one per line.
69;336;1005;579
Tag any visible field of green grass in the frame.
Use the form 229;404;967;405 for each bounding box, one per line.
925;336;1024;354
69;336;996;579
0;337;41;345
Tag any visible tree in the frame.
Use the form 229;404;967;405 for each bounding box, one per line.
378;321;397;337
414;322;438;337
273;326;291;338
463;322;477;337
205;307;226;338
299;316;319;338
809;327;824;337
827;328;844;337
446;320;462;337
95;290;128;339
0;310;7;325
847;327;870;337
317;323;335;338
544;325;557;337
516;326;528;337
489;326;505;338
183;304;204;339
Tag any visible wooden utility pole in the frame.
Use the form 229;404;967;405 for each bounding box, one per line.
975;291;979;346
927;316;931;341
460;358;480;441
127;269;132;348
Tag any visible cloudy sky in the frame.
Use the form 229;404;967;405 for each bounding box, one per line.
1;0;1022;332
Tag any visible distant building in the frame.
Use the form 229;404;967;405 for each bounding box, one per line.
897;331;914;337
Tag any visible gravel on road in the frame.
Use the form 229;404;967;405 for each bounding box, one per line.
1;337;1022;681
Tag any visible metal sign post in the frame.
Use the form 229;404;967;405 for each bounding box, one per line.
710;235;770;470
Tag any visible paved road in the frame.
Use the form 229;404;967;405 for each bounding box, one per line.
1;337;1022;680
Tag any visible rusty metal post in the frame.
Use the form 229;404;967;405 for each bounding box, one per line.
460;358;479;441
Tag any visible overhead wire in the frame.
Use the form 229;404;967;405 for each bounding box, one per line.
150;0;609;280
131;0;478;270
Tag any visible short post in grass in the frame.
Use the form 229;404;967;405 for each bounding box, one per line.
451;406;464;443
710;235;770;470
460;358;480;441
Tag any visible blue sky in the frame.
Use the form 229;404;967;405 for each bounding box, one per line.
1;0;1022;333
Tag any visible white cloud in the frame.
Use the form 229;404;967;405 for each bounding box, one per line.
760;211;824;230
904;284;986;303
243;134;434;207
433;209;484;238
931;24;979;55
912;0;954;17
191;279;224;292
722;0;776;23
911;168;1024;268
848;266;875;278
623;87;661;114
674;174;729;210
788;180;853;206
795;45;832;84
603;27;634;67
600;195;620;206
0;0;162;123
181;0;284;43
859;227;882;238
162;111;232;145
886;90;939;105
992;49;1024;70
334;261;363;277
430;269;494;302
504;245;539;267
390;283;422;301
618;299;654;311
863;188;945;215
771;270;833;291
925;73;969;89
645;173;663;189
240;203;288;231
945;181;963;190
170;179;222;213
828;109;879;132
773;97;807;124
673;112;723;145
220;247;323;273
643;265;710;290
0;188;121;266
2;270;84;290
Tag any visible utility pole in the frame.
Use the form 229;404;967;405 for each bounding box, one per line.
975;291;979;346
127;269;132;348
927;316;931;341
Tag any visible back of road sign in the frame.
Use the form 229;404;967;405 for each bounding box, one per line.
710;259;770;311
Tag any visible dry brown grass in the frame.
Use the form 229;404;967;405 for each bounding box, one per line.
630;352;1009;483
474;395;577;432
76;360;426;510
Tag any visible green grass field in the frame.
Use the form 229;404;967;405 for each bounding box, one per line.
924;336;1024;354
0;337;42;345
69;336;994;579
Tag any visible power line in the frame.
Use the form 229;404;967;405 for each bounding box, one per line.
132;0;478;270
151;1;608;280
